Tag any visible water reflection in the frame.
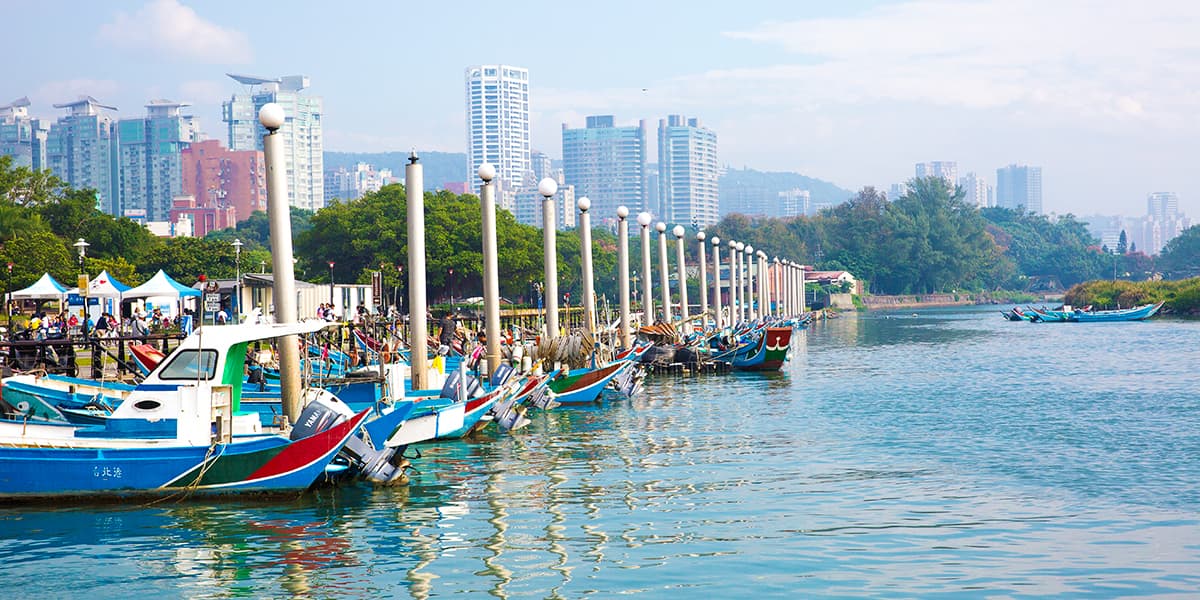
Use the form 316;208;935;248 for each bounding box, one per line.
5;308;1200;597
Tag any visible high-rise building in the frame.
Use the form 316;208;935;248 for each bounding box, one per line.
1144;192;1188;255
180;139;266;223
779;189;811;217
117;100;200;221
531;150;553;184
465;65;530;214
46;96;120;214
995;164;1043;214
915;161;958;187
657;115;718;227
1;97;49;170
562;115;648;227
223;74;323;211
959;172;989;208
324;162;392;204
514;177;576;229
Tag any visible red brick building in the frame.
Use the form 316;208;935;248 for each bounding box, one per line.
180;139;266;225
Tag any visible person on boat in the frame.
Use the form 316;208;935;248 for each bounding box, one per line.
216;306;229;325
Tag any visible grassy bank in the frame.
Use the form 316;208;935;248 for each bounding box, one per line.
1064;278;1200;315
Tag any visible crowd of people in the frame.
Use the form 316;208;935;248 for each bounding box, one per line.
4;306;195;341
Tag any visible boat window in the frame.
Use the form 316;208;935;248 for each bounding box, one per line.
158;349;219;381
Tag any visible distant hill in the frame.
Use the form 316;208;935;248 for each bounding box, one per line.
324;151;467;189
719;167;854;217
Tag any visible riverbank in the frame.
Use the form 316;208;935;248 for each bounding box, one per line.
859;291;1051;311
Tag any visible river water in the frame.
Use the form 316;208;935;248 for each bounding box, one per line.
3;306;1199;598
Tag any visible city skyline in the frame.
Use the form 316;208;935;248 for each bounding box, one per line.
4;0;1199;218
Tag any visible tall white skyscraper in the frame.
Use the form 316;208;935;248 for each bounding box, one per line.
1;97;49;171
562;115;648;227
118;100;200;221
465;65;530;214
46;96;120;215
915;161;958;187
1144;192;1188;255
222;74;324;211
778;188;811;217
996;164;1043;214
959;172;989;208
657;115;718;227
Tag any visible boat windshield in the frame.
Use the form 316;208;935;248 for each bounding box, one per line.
157;349;219;381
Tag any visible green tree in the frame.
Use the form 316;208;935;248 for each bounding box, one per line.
1158;225;1200;278
1117;230;1128;255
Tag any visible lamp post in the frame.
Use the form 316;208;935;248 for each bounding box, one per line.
773;257;781;316
577;197;596;335
231;238;243;317
673;225;689;322
744;244;755;321
697;231;708;331
728;240;738;325
261;102;302;421
73;238;89;338
656;222;670;322
447;268;454;312
6;261;13;332
637;212;654;325
538;177;560;340
616;206;631;349
711;236;722;331
478;162;502;375
757;250;768;322
327;261;336;316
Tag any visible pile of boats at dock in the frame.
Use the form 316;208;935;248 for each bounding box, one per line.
1001;301;1164;323
0;312;810;500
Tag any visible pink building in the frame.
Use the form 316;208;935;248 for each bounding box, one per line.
180;140;266;224
169;195;236;238
443;181;469;195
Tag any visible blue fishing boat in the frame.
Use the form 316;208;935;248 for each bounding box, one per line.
546;359;629;405
1070;302;1164;322
0;321;373;499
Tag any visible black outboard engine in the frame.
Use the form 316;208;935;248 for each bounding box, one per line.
291;389;410;486
440;369;482;401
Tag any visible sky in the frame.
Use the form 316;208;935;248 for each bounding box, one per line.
5;0;1199;218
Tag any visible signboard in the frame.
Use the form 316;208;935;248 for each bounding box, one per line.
204;293;221;312
372;271;382;301
67;294;99;306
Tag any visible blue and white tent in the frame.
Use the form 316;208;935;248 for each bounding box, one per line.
123;270;201;299
8;273;69;300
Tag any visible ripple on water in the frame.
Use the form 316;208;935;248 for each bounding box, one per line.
3;308;1200;597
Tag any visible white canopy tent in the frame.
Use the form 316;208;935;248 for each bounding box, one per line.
8;273;69;302
64;270;132;321
123;270;201;318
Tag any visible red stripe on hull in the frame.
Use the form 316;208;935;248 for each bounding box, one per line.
246;409;368;480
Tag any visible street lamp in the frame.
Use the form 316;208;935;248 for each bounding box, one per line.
231;238;243;317
73;238;89;337
448;268;455;311
327;261;336;313
5;261;12;332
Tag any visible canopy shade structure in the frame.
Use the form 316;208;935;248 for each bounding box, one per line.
87;270;131;298
9;273;69;300
123;270;202;299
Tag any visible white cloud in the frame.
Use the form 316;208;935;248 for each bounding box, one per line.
97;0;252;64
34;79;120;106
178;80;227;105
715;1;1200;127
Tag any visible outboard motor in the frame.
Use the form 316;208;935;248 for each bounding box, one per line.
491;362;515;387
291;389;411;486
441;369;482;401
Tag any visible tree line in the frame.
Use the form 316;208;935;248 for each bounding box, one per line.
4;154;1199;306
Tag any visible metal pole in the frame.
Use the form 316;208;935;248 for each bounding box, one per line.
799;262;807;314
260;103;301;423
328;261;335;310
697;232;708;331
616;206;631;349
538;178;559;340
656;222;671;323
578;197;596;335
772;257;780;317
407;152;430;390
5;262;12;332
758;252;768;322
711;237;722;331
745;245;756;321
728;240;738;325
479;164;502;375
742;245;752;322
638;213;654;325
673;225;689;322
